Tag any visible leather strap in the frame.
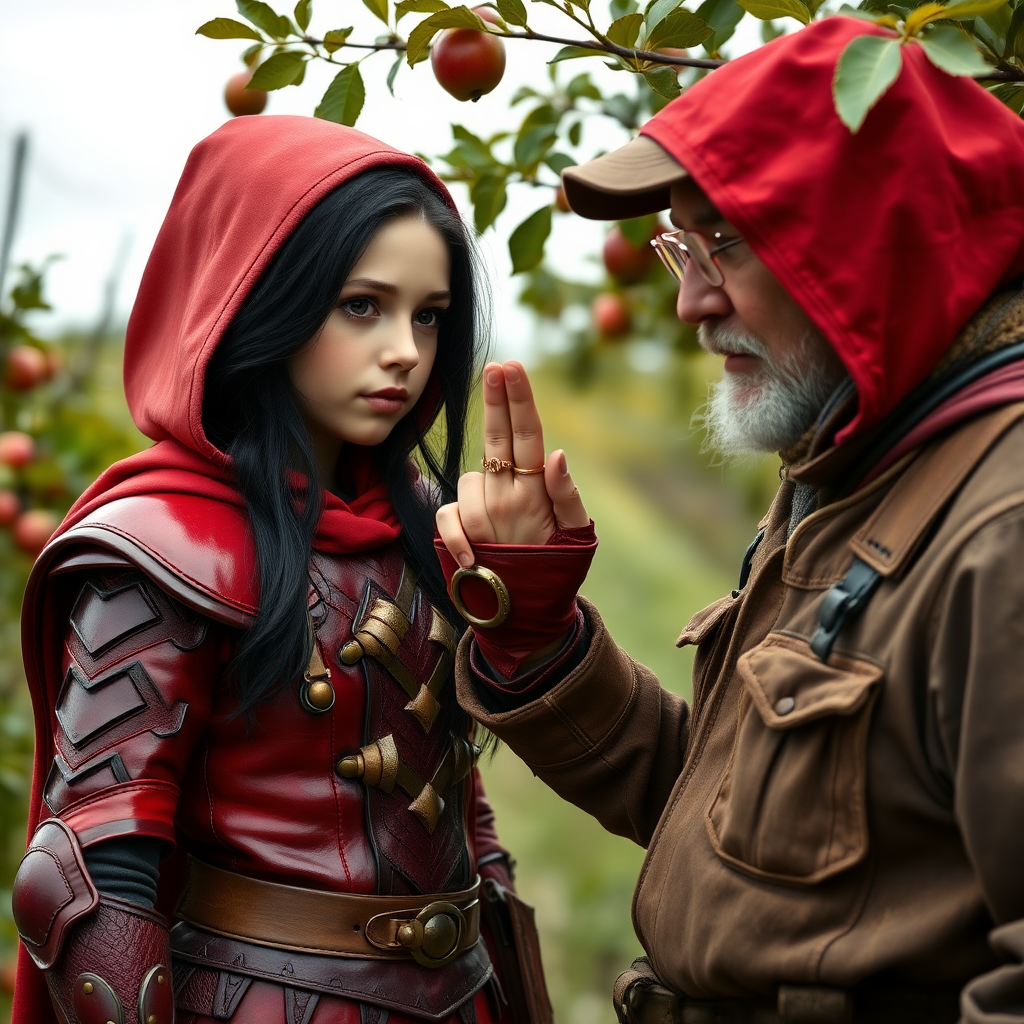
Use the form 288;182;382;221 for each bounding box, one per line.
176;857;480;966
849;401;1024;579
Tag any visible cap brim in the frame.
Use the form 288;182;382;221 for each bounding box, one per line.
562;135;688;220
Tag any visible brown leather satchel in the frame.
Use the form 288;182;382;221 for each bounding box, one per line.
480;879;554;1024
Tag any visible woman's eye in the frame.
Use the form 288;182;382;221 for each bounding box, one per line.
340;297;376;318
414;308;441;328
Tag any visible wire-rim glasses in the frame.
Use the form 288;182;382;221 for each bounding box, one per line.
650;228;745;287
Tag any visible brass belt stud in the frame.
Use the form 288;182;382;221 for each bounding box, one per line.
299;678;335;714
340;639;364;664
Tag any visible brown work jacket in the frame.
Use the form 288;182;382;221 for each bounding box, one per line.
458;401;1024;1021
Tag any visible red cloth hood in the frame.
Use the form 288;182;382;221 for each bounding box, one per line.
642;16;1024;443
52;115;459;549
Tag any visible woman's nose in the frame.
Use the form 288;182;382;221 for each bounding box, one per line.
380;320;420;369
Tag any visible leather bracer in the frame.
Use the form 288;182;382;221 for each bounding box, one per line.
13;818;174;1024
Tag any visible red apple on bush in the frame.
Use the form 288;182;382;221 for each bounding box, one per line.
13;509;59;555
225;70;268;117
592;293;631;339
0;431;35;468
554;186;571;214
0;489;19;526
6;344;49;390
431;8;506;102
603;226;656;285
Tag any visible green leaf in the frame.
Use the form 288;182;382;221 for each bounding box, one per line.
1006;1;1024;59
387;55;402;93
647;8;713;46
515;124;559;170
248;49;306;88
242;41;266;64
197;17;265;40
550;44;609;60
903;2;947;34
607;12;646;45
471;173;509;231
237;0;292;38
323;27;353;51
645;0;682;31
363;0;390;23
737;0;809;23
566;72;602;98
406;6;484;64
568;119;583;145
396;0;450;21
544;151;577;174
619;213;659;244
832;34;903;131
294;0;312;31
987;80;1024;113
610;0;640;15
940;0;1010;20
644;64;683;95
509;206;553;273
497;0;528;24
315;63;366;124
695;0;744;53
451;124;496;168
917;24;992;73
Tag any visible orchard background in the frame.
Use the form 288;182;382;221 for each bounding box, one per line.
1;0;1022;1020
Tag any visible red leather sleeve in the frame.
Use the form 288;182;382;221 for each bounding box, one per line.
42;565;229;848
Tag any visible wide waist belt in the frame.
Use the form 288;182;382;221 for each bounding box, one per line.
621;980;961;1024
176;856;480;969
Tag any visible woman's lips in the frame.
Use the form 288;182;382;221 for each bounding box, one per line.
362;388;407;414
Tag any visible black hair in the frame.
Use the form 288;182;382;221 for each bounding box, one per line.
203;165;484;716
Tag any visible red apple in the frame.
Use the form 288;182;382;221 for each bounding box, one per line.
474;4;501;24
592;293;631;339
553;186;571;214
603;226;656;285
0;431;35;468
0;489;20;526
431;11;506;102
13;509;59;555
225;70;268;117
5;345;49;390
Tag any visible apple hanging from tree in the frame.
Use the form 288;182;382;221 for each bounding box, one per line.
0;489;19;527
592;293;631;339
13;509;59;555
6;344;49;391
431;7;506;102
225;70;268;117
0;431;35;468
603;226;656;285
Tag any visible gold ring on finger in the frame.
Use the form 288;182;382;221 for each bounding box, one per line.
512;465;545;475
450;566;511;628
482;457;513;474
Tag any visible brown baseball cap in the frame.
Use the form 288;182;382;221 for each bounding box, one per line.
561;134;688;220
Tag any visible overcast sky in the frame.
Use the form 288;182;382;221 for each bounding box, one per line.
0;0;648;360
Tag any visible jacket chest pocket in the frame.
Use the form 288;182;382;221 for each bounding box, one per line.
707;632;883;885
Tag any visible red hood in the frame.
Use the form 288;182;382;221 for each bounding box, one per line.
125;114;452;461
642;16;1024;443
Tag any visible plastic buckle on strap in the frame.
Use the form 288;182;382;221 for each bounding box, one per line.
809;558;881;662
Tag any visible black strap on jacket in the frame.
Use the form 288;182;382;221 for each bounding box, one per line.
809;558;882;662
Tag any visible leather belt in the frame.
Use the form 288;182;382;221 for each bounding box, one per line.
176;857;480;969
620;980;961;1024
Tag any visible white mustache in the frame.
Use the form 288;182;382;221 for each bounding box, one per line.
698;322;771;361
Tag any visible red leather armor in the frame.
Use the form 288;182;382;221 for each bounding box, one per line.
16;493;509;1024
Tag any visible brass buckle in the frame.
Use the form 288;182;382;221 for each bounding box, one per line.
450;566;510;628
393;900;467;968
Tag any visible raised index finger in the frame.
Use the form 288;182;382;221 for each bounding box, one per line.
503;361;546;473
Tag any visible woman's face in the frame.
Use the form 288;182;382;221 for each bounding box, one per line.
289;214;450;462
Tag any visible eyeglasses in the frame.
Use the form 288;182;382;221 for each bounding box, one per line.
650;228;745;288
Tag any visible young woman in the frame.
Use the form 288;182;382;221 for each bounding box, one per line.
11;115;541;1024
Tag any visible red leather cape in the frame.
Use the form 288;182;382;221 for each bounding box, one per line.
13;115;460;1024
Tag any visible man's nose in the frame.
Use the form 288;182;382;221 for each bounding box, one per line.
380;320;420;369
675;264;732;323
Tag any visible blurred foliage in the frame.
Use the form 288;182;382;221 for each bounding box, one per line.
0;263;144;1013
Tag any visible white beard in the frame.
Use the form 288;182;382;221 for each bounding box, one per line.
698;322;848;457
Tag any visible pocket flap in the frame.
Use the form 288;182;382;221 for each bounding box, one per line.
676;595;736;648
737;633;882;730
